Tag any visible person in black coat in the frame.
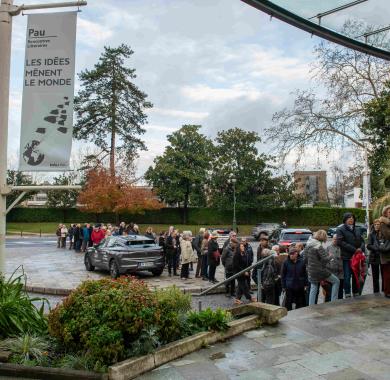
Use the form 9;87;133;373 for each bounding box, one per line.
207;232;220;283
367;219;384;294
165;230;179;276
232;243;256;304
281;247;308;310
336;212;364;297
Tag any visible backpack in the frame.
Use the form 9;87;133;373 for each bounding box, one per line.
262;260;276;289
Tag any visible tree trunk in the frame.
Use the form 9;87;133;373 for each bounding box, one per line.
110;65;116;177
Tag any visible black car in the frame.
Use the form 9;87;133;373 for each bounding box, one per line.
84;235;165;278
327;223;367;238
251;223;281;240
271;228;313;249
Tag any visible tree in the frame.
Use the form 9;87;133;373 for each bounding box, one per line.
74;44;152;176
268;21;390;163
361;83;390;197
328;164;363;205
145;125;213;223
208;128;284;210
6;170;34;209
78;168;161;215
46;173;79;209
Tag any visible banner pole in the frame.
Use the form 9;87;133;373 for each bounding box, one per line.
0;0;13;274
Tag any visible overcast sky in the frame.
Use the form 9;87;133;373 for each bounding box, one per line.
7;0;389;180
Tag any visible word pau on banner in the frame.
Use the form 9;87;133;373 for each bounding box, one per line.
19;12;78;171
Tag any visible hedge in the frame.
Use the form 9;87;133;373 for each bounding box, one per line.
6;207;366;226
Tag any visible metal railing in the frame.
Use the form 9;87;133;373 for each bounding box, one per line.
194;254;275;301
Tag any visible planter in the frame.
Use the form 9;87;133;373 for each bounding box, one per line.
108;302;287;380
0;362;107;380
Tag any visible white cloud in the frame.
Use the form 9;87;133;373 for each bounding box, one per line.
146;124;177;133
77;17;113;47
181;84;266;102
149;107;209;120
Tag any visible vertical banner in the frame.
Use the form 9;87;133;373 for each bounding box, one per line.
19;12;77;171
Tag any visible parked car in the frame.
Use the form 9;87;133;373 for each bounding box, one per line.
271;228;313;249
251;223;281;240
84;235;165;278
207;228;231;250
327;223;367;238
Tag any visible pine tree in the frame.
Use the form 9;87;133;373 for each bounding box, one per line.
74;44;152;176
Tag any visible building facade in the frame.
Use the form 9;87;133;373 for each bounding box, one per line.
294;171;328;204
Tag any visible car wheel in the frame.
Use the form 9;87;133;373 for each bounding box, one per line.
109;260;119;279
84;254;95;271
151;269;163;277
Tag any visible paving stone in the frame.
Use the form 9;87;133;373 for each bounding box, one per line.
323;368;374;380
272;361;322;379
136;366;185;380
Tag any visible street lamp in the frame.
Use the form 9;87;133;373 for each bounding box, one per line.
228;177;237;232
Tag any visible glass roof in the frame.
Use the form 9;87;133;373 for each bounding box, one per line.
242;0;390;60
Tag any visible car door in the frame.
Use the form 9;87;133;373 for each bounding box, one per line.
94;238;108;268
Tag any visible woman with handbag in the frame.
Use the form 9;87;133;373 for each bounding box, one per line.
379;205;390;297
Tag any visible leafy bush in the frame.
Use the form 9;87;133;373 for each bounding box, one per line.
0;334;49;366
0;268;48;337
187;308;232;332
155;286;192;344
48;277;159;366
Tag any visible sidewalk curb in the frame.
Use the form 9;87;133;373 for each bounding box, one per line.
25;283;242;297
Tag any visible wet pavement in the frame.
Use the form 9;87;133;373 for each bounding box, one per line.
137;294;390;380
5;237;260;293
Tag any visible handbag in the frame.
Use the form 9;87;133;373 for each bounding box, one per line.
212;250;221;266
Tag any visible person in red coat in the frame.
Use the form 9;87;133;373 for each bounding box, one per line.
91;225;105;246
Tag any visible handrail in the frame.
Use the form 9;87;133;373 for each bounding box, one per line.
194;254;275;297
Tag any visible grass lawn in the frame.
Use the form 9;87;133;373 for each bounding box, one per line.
6;222;326;236
6;222;254;235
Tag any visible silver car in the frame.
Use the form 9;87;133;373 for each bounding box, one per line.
84;235;165;278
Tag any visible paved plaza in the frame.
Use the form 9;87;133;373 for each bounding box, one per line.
4;237;231;293
138;294;390;380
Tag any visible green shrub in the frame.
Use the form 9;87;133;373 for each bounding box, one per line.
187;308;232;332
48;277;159;366
0;268;48;338
155;286;192;344
0;334;49;366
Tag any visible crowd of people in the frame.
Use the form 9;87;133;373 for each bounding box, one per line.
55;206;390;308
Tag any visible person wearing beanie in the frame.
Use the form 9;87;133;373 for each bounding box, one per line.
281;247;308;310
336;212;365;298
378;206;390;297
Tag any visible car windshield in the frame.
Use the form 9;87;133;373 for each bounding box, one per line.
281;233;312;241
126;240;156;246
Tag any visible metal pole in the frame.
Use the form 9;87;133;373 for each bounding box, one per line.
257;267;262;302
364;146;371;234
0;0;13;274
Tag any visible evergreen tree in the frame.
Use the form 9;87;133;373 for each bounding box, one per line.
145;125;213;223
74;44;152;176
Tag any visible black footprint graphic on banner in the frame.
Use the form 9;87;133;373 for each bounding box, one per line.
23;140;45;166
36;96;70;134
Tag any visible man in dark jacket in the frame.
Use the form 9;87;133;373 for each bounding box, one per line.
192;228;205;278
336;212;364;298
281;247;308;310
252;235;270;284
165;230;179;277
